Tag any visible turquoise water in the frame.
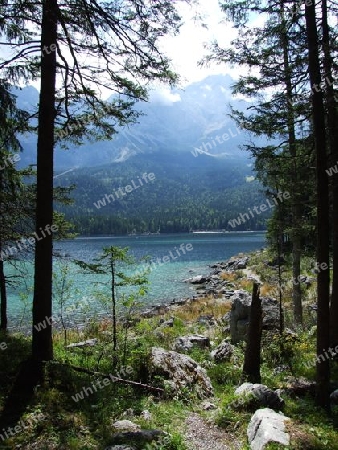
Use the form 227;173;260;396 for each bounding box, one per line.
6;232;266;329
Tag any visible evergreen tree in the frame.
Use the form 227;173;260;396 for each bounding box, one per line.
0;0;184;364
202;0;315;325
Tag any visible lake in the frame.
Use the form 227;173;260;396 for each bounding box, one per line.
6;231;266;329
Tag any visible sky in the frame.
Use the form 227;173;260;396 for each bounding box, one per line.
147;0;245;104
160;0;236;87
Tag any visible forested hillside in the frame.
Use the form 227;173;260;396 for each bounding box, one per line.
55;151;267;234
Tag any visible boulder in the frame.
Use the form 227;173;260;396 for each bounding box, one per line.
174;335;210;352
235;383;284;410
211;341;234;362
247;408;290;450
149;347;213;399
230;290;279;343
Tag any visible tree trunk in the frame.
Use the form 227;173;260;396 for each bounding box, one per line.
242;283;262;383
279;0;303;325
305;0;331;410
322;0;338;348
32;0;58;362
0;170;7;332
292;230;302;324
0;256;7;332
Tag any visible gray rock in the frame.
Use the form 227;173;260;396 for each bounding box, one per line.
107;430;164;450
184;275;209;284
201;400;217;410
197;314;216;326
159;317;174;328
174;335;210;352
223;256;249;271
153;304;169;314
211;341;234;362
230;290;280;343
330;389;338;405
235;383;284;410
140;410;152;421
283;376;316;397
222;312;231;324
112;420;140;432
66;338;98;348
105;446;136;450
140;309;156;318
247;408;290;450
149;347;213;399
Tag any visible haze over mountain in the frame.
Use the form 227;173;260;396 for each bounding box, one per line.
16;74;256;170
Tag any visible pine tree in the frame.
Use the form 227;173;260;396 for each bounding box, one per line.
0;0;184;364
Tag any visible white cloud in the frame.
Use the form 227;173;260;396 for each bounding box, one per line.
159;0;239;87
148;87;182;105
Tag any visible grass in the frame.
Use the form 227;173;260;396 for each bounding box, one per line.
1;249;338;449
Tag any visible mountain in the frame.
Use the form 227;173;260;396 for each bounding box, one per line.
14;75;269;234
15;75;259;170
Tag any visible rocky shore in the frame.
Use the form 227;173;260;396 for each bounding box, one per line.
140;255;255;319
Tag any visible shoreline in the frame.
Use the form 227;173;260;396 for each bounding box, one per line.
5;252;258;336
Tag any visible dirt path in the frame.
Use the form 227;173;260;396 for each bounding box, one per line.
183;413;243;450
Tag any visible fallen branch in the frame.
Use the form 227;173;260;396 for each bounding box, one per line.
46;360;164;394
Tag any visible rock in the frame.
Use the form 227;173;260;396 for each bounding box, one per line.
140;309;156;319
283;377;316;397
261;297;280;330
230;290;280;343
174;335;210;352
201;400;217;410
184;275;209;284
159;317;174;328
235;383;284;410
121;409;135;418
153;304;169;314
105;446;136;450
222;312;231;324
149;347;213;399
107;430;164;450
66;338;98;348
330;389;338;405
112;420;140;432
237;258;249;269
197;314;216;326
211;341;234;362
140;410;152;421
222;256;249;271
122;318;140;329
247;408;290;450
